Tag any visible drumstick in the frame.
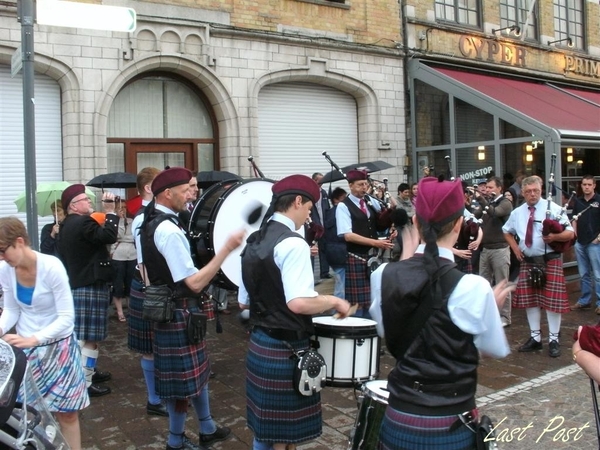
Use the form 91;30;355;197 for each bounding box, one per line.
333;303;358;319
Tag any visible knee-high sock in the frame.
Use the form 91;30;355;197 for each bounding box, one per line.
525;307;542;341
141;357;160;405
166;399;187;448
80;346;98;388
191;384;217;434
546;311;562;342
253;438;272;450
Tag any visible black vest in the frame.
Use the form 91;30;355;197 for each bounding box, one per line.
241;220;314;336
139;205;198;298
343;197;378;255
381;256;479;415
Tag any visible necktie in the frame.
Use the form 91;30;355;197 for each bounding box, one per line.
525;206;535;248
359;199;368;215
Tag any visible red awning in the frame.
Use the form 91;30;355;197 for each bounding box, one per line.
434;67;600;136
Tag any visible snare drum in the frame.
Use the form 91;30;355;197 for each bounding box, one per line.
189;178;274;290
348;380;389;450
312;316;379;387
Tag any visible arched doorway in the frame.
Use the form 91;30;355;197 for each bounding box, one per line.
106;73;218;174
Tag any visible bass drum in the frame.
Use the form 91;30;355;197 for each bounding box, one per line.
189;178;274;290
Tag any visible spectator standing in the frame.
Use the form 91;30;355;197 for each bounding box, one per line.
311;172;332;280
111;201;136;322
40;200;65;256
0;217;89;449
474;177;513;326
57;184;118;397
395;183;414;218
570;175;600;313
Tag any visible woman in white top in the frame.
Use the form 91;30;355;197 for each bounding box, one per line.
0;217;89;450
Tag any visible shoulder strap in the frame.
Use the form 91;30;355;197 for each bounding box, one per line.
394;262;465;359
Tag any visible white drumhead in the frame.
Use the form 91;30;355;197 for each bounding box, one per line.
363;380;389;402
313;316;377;327
212;179;274;288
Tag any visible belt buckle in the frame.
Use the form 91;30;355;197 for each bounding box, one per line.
412;381;423;392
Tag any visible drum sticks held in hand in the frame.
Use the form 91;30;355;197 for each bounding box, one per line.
333;303;358;319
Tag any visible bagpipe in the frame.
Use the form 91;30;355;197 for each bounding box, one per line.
542;154;574;253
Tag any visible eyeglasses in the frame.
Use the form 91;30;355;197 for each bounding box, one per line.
71;197;91;205
523;189;541;195
0;244;13;255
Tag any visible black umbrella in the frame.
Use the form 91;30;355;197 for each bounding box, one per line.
319;160;395;184
197;170;241;189
87;172;137;189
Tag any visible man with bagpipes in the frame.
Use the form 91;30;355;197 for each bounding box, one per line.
502;166;574;358
335;169;394;318
570;175;600;314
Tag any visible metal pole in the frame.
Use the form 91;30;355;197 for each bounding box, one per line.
18;0;39;250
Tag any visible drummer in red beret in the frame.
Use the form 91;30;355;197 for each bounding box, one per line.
368;176;515;449
139;166;246;449
238;174;350;450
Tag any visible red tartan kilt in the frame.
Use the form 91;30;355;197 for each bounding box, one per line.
513;259;569;313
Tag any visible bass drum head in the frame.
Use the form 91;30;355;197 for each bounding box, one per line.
189;179;274;290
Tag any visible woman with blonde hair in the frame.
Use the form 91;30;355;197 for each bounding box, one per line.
0;217;89;449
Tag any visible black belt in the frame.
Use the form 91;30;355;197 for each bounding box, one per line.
173;298;200;310
523;252;560;264
253;326;308;341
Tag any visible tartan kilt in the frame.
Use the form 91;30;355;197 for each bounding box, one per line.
21;335;90;413
378;406;476;450
246;329;322;443
346;253;371;309
153;305;210;399
127;278;153;354
513;259;570;313
72;282;110;342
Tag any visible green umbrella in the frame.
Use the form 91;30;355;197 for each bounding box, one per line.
14;182;97;217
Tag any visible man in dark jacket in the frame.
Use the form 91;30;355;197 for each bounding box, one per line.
58;184;118;397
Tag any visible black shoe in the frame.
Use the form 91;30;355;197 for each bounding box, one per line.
166;434;205;450
209;371;216;379
549;340;561;358
147;402;168;417
199;426;231;446
92;370;112;384
321;274;333;279
88;383;111;397
518;337;543;352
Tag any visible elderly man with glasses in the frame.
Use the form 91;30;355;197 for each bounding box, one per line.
57;184;119;397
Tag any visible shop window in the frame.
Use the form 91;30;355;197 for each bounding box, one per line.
500;0;537;40
416;150;451;180
499;119;530;139
435;0;480;27
455;99;493;144
414;80;450;147
553;0;584;49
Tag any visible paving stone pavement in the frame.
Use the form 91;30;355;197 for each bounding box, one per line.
79;278;600;449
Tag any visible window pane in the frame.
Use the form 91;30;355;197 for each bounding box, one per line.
454;99;494;144
107;143;124;173
165;81;213;139
197;144;214;171
414;80;451;147
137;152;184;169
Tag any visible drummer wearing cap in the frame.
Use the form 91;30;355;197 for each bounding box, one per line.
139;167;245;450
336;169;394;318
57;184;118;398
369;177;514;449
238;174;350;450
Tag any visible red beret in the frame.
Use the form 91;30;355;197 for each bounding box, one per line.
272;175;320;204
152;167;193;196
415;177;464;224
61;184;86;208
346;169;368;183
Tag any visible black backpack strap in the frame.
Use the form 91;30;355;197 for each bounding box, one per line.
393;262;465;359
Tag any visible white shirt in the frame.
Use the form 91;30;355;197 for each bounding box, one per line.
0;252;74;344
152;203;198;283
502;199;572;257
238;213;318;306
369;245;510;358
336;194;382;237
